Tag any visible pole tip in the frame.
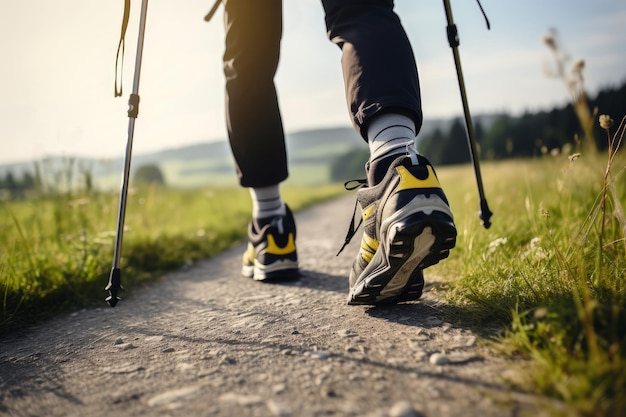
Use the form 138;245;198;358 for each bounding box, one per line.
105;295;121;307
479;199;493;229
105;267;124;307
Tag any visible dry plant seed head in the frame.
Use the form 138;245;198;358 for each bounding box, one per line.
599;114;614;130
568;153;581;162
543;32;557;50
574;133;581;145
571;59;586;89
572;59;585;74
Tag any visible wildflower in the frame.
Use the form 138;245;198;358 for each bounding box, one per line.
486;237;508;256
599;114;614;130
68;197;90;208
530;237;541;249
522;237;549;262
93;230;116;245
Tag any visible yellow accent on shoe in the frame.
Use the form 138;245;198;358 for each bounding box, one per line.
242;242;255;265
361;204;376;221
360;234;379;264
266;233;297;255
395;165;441;192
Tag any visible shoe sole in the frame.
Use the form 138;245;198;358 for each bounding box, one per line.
243;260;300;281
395;268;425;303
348;209;456;305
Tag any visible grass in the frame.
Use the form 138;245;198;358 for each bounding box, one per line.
429;116;626;416
2;117;625;416
0;182;344;332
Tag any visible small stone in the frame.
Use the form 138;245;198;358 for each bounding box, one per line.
389;400;421;417
162;347;175;353
429;353;449;365
219;356;237;365
147;386;200;407
447;354;481;364
197;369;218;378
219;392;263;406
425;317;443;326
314;374;328;386
272;383;287;394
450;335;477;349
104;364;145;375
413;350;428;361
464;336;477;347
337;329;357;338
409;335;430;345
176;363;195;372
114;338;124;345
308;350;332;360
267;399;291;417
116;343;135;351
320;386;338;398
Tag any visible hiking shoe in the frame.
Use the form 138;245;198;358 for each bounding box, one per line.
241;205;299;281
345;151;456;305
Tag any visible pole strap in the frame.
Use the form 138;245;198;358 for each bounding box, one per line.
114;0;131;97
204;0;222;22
476;0;491;30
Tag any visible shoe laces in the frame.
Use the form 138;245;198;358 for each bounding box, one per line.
336;148;418;256
336;179;367;256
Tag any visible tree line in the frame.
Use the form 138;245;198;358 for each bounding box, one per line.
0;159;165;200
0;171;37;199
330;78;625;181
419;79;626;165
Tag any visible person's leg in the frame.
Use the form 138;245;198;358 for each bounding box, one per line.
322;0;422;141
223;0;287;189
323;0;456;304
322;0;424;184
223;0;297;280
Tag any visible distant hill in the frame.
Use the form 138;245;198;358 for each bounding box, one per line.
0;116;493;189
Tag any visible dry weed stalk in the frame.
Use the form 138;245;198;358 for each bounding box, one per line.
543;29;597;152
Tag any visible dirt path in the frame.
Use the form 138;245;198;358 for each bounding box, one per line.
1;196;563;417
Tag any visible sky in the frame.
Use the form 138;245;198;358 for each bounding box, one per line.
0;0;625;165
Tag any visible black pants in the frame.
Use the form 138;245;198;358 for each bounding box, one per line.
223;0;422;187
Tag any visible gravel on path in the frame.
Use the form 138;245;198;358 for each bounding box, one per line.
0;196;566;417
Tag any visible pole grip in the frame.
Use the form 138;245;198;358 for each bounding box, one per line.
128;93;140;118
446;24;459;48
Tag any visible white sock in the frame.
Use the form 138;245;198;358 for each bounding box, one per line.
249;185;285;219
367;113;417;163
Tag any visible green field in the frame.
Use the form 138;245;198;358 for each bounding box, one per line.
0;183;344;330
431;149;625;416
2;137;625;415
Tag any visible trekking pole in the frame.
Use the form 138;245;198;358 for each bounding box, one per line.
442;0;493;229
106;0;150;307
